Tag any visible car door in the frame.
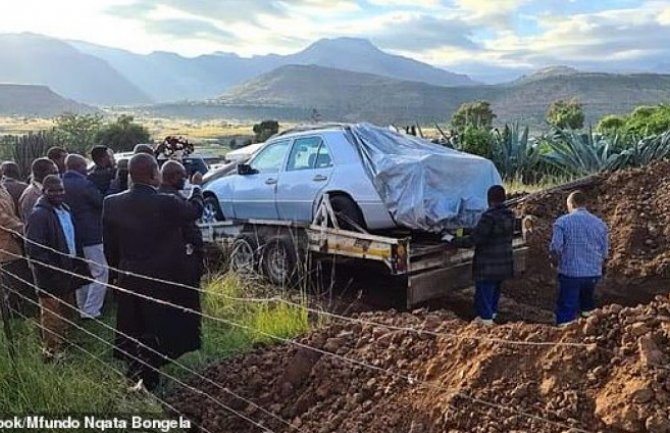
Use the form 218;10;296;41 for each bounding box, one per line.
276;136;334;222
232;139;291;220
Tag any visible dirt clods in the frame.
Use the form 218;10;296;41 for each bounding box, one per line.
511;161;670;310
170;295;670;432
170;163;670;433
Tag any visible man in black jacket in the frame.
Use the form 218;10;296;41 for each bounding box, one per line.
103;153;203;390
88;146;115;196
25;175;86;360
63;154;107;319
157;160;204;357
450;185;515;325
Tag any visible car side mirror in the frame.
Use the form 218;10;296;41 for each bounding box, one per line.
238;163;256;175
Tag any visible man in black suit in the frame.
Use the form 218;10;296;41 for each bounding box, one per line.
157;160;204;362
102;153;203;390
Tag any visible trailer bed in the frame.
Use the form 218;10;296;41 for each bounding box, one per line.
200;218;528;308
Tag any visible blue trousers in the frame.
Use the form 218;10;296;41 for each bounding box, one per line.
556;275;599;325
475;280;502;320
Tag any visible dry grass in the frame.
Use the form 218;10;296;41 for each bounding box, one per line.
0;116;55;135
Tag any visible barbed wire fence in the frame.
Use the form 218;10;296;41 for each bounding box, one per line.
0;245;600;433
0;225;609;351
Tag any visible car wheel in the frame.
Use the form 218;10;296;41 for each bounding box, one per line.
202;195;224;222
261;235;300;286
330;195;366;231
230;234;260;275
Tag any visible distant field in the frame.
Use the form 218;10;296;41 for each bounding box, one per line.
0;116;55;135
0;115;258;143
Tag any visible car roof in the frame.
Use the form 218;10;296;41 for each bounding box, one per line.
274;123;349;138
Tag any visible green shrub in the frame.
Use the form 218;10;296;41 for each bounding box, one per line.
460;126;493;158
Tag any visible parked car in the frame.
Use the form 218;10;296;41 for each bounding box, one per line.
202;123;501;232
202;125;395;229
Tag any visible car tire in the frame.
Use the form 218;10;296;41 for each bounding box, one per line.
260;235;301;286
230;234;261;275
330;195;366;231
203;195;224;222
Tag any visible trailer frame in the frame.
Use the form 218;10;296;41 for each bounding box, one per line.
199;195;528;308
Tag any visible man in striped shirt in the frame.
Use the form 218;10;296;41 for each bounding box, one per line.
550;190;609;326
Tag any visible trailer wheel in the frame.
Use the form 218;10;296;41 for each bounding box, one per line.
203;195;224;222
230;234;260;274
330;195;366;231
261;235;299;286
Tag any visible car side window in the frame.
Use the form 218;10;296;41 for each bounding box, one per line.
250;140;291;173
314;141;333;169
287;137;323;171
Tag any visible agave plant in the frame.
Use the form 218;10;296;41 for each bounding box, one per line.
613;130;670;169
540;128;621;177
491;123;543;182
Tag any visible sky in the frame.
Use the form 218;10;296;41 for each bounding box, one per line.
1;0;669;82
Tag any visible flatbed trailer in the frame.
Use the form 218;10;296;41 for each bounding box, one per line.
199;196;528;308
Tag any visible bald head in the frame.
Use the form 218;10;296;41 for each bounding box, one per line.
65;154;88;175
161;160;187;190
129;153;160;187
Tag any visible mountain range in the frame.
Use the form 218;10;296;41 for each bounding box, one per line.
0;33;150;105
68;35;477;103
2;32;670;126
0;84;94;116
147;65;670;125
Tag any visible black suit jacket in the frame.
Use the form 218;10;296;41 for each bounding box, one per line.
103;183;203;361
102;184;202;279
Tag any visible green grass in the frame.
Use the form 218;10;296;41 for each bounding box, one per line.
0;274;311;426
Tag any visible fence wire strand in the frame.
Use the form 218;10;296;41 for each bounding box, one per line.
3;296;217;433
0;225;605;351
1;254;595;433
0;282;276;433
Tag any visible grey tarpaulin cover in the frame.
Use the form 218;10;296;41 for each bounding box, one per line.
348;123;502;232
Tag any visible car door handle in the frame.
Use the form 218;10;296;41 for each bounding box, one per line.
313;175;328;182
265;178;277;185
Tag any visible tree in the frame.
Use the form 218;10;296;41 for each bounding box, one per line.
451;101;496;130
460;126;494;158
252;120;279;143
546;98;585;129
596;115;626;135
625;104;670;136
53;112;103;153
95;115;151;152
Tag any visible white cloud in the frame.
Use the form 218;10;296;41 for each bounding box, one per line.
454;0;532;22
1;0;669;82
366;0;442;7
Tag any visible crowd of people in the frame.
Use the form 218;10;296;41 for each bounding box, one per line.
0;144;204;390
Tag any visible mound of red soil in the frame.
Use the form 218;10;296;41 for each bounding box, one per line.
170;292;670;433
508;162;670;311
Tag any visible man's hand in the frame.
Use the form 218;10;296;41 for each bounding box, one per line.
191;171;203;186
